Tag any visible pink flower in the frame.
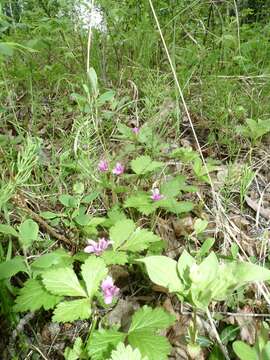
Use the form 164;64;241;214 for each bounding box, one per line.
132;127;140;134
84;238;112;256
101;276;120;304
112;162;124;175
151;188;165;201
98;160;109;172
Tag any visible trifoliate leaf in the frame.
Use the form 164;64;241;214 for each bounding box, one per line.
110;219;135;250
124;193;156;215
42;267;87;297
14;279;61;312
129;306;175;333
119;229;160;252
81;256;107;298
0;256;27;280
18;219;39;250
128;330;171;360
138;256;183;293
131;156;163;175
101;251;128;265
110;343;148;360
52;298;91;323
64;337;83;360
87;329;126;360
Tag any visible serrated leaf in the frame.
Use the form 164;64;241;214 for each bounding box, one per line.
138;256;183;293
87;329;126;360
160;176;186;198
129;306;175;333
81;256;107;298
0;224;18;237
120;229;160;252
18;219;39;249
14;279;61;312
0;256;28;280
52;298;91;322
42;267;87;297
101;251;128;265
110;219;135;250
124;193;156;215
131;156;163;175
110;343;148;360
128;330;171;360
159;198;194;214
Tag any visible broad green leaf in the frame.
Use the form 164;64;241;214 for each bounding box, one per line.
14;279;61;312
232;261;270;284
42;267;87;297
159;198;194;214
110;219;135;250
128;330;171;360
129;306;175;333
104;206;127;227
87;329;126;360
64;337;83;360
0;256;27;280
101;251;128;265
0;224;18;237
74;214;92;226
82;191;100;204
18;219;39;249
120;228;160;252
177;250;196;286
194;219;208;235
138;256;183;293
52;298;91;323
40;211;60;219
160;176;186;198
124;193;156;215
59;194;78;208
88;67;98;97
131;156;163;175
81;256;107;298
110;343;148;360
232;341;258;360
31;249;72;271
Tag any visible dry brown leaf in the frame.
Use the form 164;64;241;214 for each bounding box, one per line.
245;195;270;220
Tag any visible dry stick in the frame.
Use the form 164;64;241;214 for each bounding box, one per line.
12;193;73;246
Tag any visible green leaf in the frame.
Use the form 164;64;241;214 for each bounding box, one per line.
14;279;61;312
31;249;72;272
131;156;163;175
42;267;87;297
64;337;83;360
81;256;107;298
40;211;60;220
0;42;14;56
0;256;28;280
104;206;127;227
52;298;91;323
101;251;128;265
87;67;99;97
160;176;186;198
82;191;100;204
232;341;258;360
59;194;78;208
129;306;175;333
124;193;156;215
110;343;148;360
194;219;208;235
120;228;160;252
158;198;194;214
232;261;270;284
0;224;18;237
177;250;196;286
138;256;184;293
198;238;215;257
87;329;126;360
18;219;39;250
110;219;135;250
128;330;171;360
74;214;92;226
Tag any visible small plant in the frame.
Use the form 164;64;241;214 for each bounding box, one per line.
237;118;270;143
